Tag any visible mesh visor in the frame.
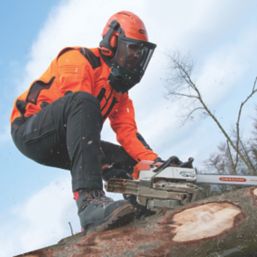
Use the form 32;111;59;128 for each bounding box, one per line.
113;36;156;77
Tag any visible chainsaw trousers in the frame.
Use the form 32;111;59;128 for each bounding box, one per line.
11;91;135;192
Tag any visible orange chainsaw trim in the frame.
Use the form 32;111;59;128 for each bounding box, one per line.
219;177;247;183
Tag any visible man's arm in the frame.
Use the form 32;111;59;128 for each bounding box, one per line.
109;94;158;162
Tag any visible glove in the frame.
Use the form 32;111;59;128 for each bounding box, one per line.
131;159;162;179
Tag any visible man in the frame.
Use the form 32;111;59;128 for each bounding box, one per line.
10;10;159;231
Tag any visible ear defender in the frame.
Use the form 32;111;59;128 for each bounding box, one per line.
100;20;120;56
110;34;117;49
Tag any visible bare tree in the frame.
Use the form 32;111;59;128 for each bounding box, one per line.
251;117;257;165
166;52;257;175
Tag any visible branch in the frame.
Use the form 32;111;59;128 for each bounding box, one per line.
197;88;256;173
167;91;199;99
235;77;257;167
167;54;257;174
226;140;237;175
239;139;256;175
68;222;74;236
181;106;206;125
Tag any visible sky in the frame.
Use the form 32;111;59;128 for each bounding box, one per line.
1;0;257;256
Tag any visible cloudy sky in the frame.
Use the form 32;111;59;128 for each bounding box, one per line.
1;0;257;256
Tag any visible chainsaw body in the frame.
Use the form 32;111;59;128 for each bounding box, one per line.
106;164;201;209
105;159;257;210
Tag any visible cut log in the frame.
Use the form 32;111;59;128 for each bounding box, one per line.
15;187;257;257
168;201;243;243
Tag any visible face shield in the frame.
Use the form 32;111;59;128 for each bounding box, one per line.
109;36;156;93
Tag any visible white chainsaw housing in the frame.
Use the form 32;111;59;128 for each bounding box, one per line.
138;166;197;182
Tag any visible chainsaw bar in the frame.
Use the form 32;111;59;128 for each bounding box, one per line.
139;166;257;186
196;173;257;186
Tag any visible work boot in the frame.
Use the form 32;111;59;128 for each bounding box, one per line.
75;189;135;232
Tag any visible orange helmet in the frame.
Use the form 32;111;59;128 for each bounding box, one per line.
100;11;149;55
100;11;156;93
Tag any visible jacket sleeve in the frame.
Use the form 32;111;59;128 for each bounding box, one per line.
109;94;158;162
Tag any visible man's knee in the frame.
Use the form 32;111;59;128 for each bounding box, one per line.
64;91;102;120
71;91;99;108
64;91;103;131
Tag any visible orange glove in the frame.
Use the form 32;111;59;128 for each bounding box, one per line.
132;159;163;179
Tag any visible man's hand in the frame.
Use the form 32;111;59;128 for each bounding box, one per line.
131;159;163;179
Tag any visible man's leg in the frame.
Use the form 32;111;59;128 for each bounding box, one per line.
11;91;134;231
11;91;103;191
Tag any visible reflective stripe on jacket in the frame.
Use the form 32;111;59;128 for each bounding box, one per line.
10;47;158;162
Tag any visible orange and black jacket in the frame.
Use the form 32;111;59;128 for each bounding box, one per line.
10;47;158;162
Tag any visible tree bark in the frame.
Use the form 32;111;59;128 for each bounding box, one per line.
15;187;257;257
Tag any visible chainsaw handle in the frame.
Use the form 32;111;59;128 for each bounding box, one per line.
180;157;194;168
153;156;194;173
153;156;180;172
131;157;194;179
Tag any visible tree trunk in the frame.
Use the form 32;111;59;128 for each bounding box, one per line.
15;187;257;257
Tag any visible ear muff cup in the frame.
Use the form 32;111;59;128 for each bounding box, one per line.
110;35;117;49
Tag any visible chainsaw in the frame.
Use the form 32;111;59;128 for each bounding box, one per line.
105;156;257;210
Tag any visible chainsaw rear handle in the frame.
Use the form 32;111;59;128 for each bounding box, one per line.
153;156;194;173
131;156;194;179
